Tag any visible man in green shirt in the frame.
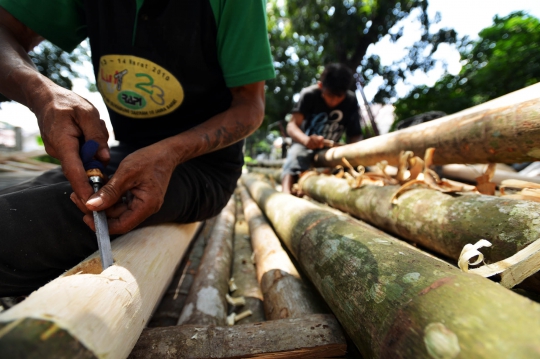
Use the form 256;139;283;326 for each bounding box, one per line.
0;0;275;296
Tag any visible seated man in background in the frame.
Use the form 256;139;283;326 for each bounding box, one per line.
281;63;363;194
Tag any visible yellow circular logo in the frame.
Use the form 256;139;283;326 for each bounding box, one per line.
97;55;184;119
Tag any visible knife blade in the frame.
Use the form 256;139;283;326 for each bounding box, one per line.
88;169;114;269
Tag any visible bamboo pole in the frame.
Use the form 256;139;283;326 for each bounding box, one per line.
130;314;346;359
0;223;201;359
148;217;217;327
239;184;326;319
229;193;265;324
314;83;540;168
242;174;540;359
299;174;540;263
177;198;235;326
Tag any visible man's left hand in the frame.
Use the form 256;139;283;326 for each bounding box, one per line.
82;143;176;234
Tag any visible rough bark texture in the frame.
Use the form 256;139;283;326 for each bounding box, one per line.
0;319;96;359
260;269;326;320
230;194;265;324
177;198;235;326
148;217;217;327
129;314;346;359
314;83;540;167
242;174;540;359
300;174;540;263
0;223;201;359
238;185;326;320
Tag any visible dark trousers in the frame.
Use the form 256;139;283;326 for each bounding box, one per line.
0;144;240;296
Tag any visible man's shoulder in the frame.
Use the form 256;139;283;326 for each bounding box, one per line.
300;84;321;97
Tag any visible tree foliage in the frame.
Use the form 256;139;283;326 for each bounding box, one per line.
264;0;457;128
0;40;91;104
393;12;540;123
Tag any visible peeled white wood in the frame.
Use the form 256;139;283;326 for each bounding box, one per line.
0;222;200;359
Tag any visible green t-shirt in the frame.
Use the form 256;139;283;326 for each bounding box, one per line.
0;0;275;87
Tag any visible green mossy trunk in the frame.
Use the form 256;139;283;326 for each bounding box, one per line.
0;319;96;359
242;174;540;359
301;174;540;263
314;84;540;167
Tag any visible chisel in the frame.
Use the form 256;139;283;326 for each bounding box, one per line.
87;167;114;269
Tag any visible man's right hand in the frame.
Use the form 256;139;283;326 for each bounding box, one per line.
32;84;110;203
0;7;110;203
303;134;325;150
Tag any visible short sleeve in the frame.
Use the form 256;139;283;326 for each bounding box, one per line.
0;0;87;52
211;0;275;87
291;88;314;116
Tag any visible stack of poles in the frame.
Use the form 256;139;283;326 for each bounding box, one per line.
238;81;540;359
130;193;347;358
242;173;540;359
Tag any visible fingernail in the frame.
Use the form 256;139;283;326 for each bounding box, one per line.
70;193;77;203
87;197;103;207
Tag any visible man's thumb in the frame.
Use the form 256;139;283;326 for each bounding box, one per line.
86;182;122;211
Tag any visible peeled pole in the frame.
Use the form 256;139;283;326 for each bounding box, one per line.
0;223;201;359
314;83;540;168
242;174;540;359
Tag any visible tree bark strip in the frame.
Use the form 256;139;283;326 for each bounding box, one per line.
239;185;327;320
177;198;236;326
314;83;540;168
0;223;201;359
148;217;217;327
129;314;346;359
230;193;265;324
300;174;540;263
242;174;540;359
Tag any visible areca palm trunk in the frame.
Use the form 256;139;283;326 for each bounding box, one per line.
242;174;540;359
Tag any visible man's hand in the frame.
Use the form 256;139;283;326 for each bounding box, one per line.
0;7;109;203
80;81;266;234
303;134;325;150
82;142;175;234
33;85;110;203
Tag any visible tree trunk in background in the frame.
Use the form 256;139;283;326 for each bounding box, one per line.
0;223;201;359
242;174;540;359
177;198;235;326
239;184;327;320
314;83;540;168
300;174;540;263
230;193;265;324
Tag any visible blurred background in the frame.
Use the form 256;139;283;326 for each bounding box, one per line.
1;0;539;162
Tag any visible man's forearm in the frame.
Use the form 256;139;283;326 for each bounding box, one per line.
159;81;266;166
0;8;47;109
286;121;309;145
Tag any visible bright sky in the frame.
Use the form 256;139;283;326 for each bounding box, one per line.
1;0;539;146
363;0;540;101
